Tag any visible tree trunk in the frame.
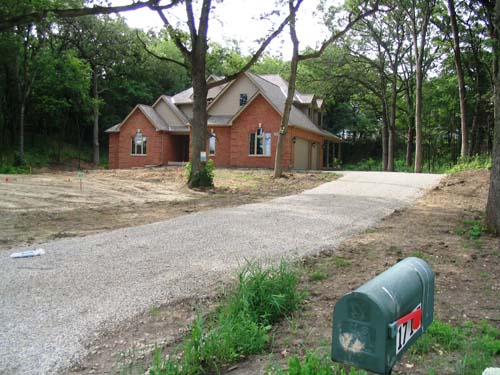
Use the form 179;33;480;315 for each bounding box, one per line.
274;0;299;178
388;74;398;172
382;102;389;171
447;0;468;158
414;58;424;173
486;0;500;234
19;100;25;163
406;119;414;167
92;69;99;166
189;67;209;187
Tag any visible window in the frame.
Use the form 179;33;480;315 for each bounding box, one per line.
209;134;216;156
131;132;147;155
240;93;248;106
249;128;271;156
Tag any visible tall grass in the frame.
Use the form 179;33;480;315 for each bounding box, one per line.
149;261;304;375
410;320;500;375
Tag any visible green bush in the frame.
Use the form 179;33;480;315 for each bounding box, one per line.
185;160;215;188
447;155;492;174
149;261;303;375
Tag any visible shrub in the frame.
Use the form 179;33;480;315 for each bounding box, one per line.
185;160;215;188
447;155;492;174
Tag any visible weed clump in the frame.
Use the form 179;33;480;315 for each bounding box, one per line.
150;261;303;375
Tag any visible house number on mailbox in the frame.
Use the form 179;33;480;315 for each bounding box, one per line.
395;304;422;354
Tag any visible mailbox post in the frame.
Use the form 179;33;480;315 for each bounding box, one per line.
332;257;434;374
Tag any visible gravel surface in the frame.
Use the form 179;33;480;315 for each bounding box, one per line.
0;171;442;375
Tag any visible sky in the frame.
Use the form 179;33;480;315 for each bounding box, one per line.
111;0;334;60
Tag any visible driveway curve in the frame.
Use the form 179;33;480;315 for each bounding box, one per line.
0;171;442;375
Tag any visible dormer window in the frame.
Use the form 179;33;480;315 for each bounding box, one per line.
240;93;248;106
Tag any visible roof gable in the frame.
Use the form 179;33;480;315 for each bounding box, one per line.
105;104;169;133
153;95;189;125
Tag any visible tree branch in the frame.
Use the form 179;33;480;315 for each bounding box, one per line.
207;0;303;89
298;2;380;61
135;30;189;69
0;0;181;32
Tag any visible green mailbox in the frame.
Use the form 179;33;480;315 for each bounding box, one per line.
331;257;434;374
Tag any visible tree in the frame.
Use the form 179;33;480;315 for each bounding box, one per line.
61;15;133;166
481;0;500;234
405;0;437;173
446;0;468;157
151;0;293;187
273;0;379;178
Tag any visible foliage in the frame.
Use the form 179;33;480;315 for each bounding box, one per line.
150;261;303;375
446;155;492;173
186;160;215;188
267;351;367;375
410;320;500;375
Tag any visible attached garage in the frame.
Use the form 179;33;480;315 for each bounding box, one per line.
293;138;310;170
311;143;320;170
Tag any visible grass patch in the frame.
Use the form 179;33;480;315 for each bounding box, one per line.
411;250;431;263
410;320;500;375
149;306;161;317
267;351;367;375
446;155;492;174
309;270;328;282
149;261;304;375
333;256;351;268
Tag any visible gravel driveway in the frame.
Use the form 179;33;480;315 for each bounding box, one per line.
0;171;442;375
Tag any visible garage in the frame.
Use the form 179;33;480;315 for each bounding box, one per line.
311;143;320;170
293;138;309;169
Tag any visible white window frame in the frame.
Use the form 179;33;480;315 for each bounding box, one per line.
249;128;271;157
209;134;216;156
131;136;147;156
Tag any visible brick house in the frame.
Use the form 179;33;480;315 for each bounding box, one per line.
106;72;342;170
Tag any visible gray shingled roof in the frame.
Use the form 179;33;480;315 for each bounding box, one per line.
208;115;232;126
104;104;170;133
247;73;340;141
158;95;189;125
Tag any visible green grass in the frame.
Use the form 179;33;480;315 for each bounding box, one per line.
410;320;500;375
446;155;492;174
411;250;431;263
333;256;351;268
149;261;304;375
267;351;367;375
309;270;328;281
343;154;492;174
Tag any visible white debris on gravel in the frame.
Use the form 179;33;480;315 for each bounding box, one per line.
0;171;442;375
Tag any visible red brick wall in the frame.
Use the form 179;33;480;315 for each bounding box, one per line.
114;109;163;169
230;95;292;169
290;127;325;169
109;133;119;169
207;127;231;166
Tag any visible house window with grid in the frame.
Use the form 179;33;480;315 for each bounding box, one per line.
239;93;248;106
131;131;147;155
209;133;216;156
249;127;271;156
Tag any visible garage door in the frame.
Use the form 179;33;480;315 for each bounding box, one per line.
294;138;309;169
311;143;320;170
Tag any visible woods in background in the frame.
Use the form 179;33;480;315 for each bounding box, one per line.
0;0;494;174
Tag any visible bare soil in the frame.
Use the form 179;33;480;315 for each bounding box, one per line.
66;169;499;375
0;167;336;252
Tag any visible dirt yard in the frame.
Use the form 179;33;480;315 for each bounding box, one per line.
0;167;336;252
64;169;499;375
